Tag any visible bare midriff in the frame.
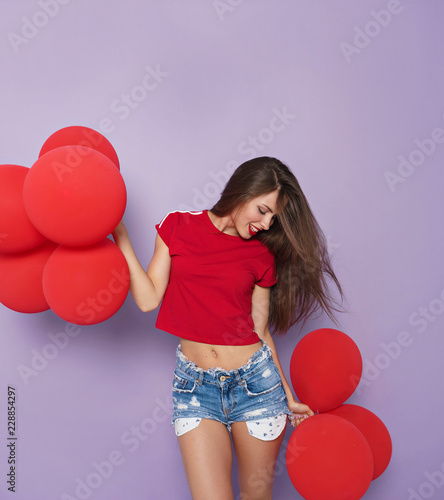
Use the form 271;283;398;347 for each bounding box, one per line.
179;338;263;371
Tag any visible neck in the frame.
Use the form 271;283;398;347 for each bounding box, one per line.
207;210;238;236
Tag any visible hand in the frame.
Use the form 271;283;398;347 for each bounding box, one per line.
112;220;128;241
287;398;315;428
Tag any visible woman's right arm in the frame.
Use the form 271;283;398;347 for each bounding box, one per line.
112;221;171;312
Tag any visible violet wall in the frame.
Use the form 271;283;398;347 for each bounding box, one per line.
1;1;443;499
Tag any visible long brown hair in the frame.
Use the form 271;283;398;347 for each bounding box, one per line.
211;156;345;335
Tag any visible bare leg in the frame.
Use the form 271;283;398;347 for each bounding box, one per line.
177;418;234;500
231;420;287;499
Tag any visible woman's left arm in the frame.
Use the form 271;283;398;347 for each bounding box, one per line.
251;284;314;426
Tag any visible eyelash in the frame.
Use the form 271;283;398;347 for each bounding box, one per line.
258;207;276;222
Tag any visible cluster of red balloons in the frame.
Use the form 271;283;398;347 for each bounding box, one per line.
0;126;129;325
286;328;392;500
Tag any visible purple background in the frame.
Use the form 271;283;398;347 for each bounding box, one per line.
1;1;443;499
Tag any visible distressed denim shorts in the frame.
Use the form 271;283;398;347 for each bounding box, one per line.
172;341;292;441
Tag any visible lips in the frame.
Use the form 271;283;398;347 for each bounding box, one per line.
248;224;260;236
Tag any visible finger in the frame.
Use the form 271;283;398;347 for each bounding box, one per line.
288;414;299;427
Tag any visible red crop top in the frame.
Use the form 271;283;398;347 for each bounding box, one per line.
155;210;277;345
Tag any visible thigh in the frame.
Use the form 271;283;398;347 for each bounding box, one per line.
177;418;234;500
231;419;287;500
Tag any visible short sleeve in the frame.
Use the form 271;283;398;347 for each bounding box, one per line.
256;255;277;287
155;212;178;247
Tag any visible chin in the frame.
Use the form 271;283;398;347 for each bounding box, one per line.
238;229;252;240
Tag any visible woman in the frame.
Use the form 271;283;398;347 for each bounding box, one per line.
112;156;344;499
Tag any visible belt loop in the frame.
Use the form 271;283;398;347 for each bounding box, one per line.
198;371;203;385
234;370;242;384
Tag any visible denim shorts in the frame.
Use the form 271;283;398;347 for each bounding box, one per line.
171;341;292;438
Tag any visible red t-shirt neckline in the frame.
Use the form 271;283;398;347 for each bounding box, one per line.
203;210;241;239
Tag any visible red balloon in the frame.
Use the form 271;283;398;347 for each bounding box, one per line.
39;126;120;169
327;404;392;480
290;328;362;413
286;414;373;500
0;241;58;313
0;164;47;253
23;146;126;246
42;238;129;325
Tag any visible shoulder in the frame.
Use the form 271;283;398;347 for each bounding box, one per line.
157;210;203;228
156;210;204;246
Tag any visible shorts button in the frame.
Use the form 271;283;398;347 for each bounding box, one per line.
220;376;226;382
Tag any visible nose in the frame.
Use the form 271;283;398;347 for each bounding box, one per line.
260;214;274;231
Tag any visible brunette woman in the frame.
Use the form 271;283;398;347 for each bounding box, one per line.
112;156;343;500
